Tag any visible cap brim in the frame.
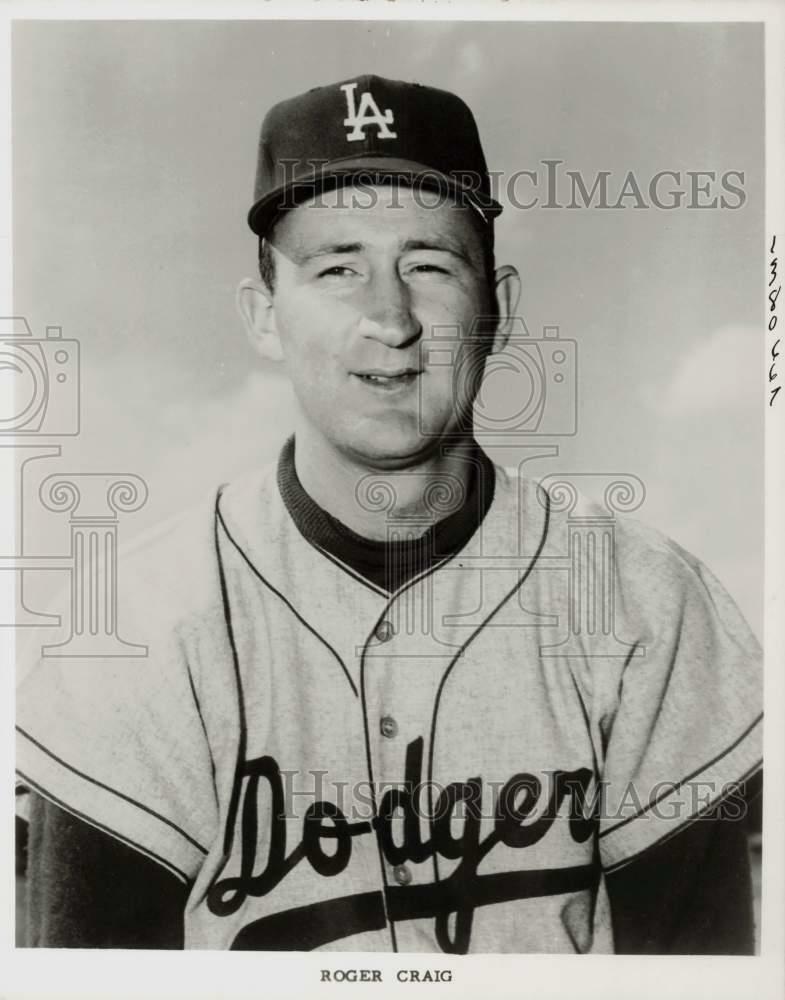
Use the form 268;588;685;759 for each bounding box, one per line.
247;156;503;237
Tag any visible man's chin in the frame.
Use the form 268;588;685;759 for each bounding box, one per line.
342;428;469;472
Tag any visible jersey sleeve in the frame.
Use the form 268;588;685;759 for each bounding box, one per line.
24;793;190;948
16;628;215;884
596;533;762;873
15;515;225;886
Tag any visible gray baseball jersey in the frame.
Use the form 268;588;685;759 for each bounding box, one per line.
16;459;763;952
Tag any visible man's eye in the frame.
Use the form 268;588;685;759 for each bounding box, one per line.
407;263;450;275
317;265;356;278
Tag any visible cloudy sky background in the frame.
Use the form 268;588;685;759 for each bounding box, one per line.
11;20;763;634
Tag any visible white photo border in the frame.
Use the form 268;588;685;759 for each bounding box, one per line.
0;2;782;999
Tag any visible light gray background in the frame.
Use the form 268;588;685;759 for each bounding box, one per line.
11;19;764;634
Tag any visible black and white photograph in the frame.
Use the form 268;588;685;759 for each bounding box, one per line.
3;4;784;998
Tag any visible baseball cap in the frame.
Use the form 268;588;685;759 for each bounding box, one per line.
247;74;503;238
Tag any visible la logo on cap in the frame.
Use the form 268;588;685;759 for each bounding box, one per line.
340;81;397;142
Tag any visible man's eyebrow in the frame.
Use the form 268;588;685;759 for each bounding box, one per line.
294;242;364;264
292;237;474;266
399;238;472;264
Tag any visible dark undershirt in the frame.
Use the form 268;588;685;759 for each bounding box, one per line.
276;435;496;593
18;438;760;951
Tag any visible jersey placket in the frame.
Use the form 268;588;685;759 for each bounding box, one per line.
359;569;463;952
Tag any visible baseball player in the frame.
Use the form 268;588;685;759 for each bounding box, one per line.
16;75;762;954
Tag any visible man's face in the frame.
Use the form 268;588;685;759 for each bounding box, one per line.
251;184;504;469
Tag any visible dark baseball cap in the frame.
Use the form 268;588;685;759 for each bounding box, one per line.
247;74;503;238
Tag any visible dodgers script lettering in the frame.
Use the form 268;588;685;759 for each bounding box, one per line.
206;738;599;952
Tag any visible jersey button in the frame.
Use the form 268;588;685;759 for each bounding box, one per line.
380;716;398;739
392;864;412;886
374;619;395;643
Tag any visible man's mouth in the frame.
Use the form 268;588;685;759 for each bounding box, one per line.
352;369;422;389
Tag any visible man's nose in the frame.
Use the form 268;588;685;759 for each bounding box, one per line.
358;271;422;348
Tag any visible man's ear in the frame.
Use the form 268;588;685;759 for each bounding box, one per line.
490;264;522;354
236;278;284;362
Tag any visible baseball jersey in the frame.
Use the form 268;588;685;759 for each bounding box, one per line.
16;450;763;953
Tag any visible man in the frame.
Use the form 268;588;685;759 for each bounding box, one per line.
16;75;762;953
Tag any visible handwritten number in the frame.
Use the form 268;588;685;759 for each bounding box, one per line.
769;235;780;407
